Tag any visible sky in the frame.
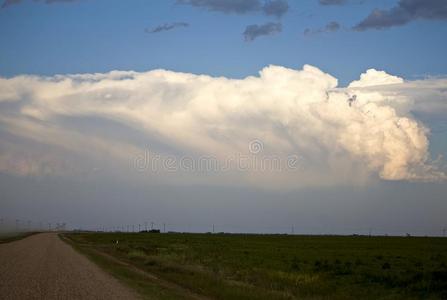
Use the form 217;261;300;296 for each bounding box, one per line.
0;0;446;235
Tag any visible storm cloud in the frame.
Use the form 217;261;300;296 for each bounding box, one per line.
244;22;282;41
319;0;347;5
262;0;289;18
304;21;341;36
145;22;189;34
354;0;447;31
2;0;80;8
0;65;445;188
177;0;289;17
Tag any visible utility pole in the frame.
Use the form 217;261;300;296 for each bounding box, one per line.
212;224;215;233
163;223;166;233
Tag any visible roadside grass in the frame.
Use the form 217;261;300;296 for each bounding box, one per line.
60;234;204;300
64;232;447;300
0;232;38;244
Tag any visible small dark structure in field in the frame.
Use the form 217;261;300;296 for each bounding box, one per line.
139;229;160;233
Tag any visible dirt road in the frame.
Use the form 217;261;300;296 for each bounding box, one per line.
0;233;140;299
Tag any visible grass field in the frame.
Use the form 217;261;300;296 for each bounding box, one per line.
64;232;447;300
0;232;37;244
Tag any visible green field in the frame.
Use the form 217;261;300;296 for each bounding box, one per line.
0;232;36;244
64;232;447;300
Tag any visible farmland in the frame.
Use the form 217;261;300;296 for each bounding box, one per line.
64;232;447;300
0;231;37;244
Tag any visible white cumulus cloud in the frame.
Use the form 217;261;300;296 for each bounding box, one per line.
0;65;445;187
348;69;404;88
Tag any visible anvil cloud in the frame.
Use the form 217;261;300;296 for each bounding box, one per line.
0;65;445;187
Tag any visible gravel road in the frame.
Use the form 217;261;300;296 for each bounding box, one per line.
0;233;140;299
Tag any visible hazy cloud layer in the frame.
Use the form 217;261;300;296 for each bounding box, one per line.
262;0;289;18
2;0;80;8
177;0;289;17
244;22;282;41
1;0;19;8
304;21;340;36
145;22;189;34
354;0;447;31
0;65;446;188
177;0;260;14
319;0;347;5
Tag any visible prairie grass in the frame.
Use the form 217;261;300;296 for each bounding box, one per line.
65;232;447;300
0;231;37;244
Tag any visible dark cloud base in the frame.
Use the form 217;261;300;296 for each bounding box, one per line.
244;22;282;41
354;0;447;31
2;0;80;8
177;0;289;18
319;0;347;5
146;22;189;34
304;21;340;36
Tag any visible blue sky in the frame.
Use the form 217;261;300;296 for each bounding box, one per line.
1;0;447;85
